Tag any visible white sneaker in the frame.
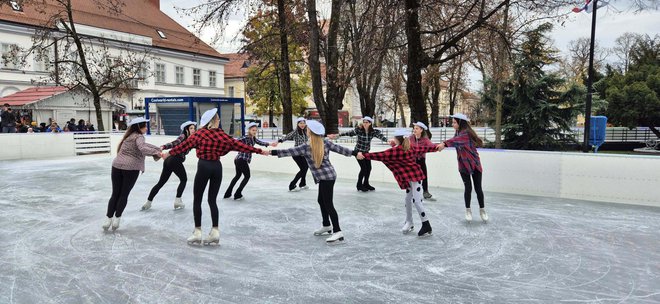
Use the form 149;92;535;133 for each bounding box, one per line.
204;227;220;245
313;226;332;236
111;216;120;231
141;200;152;211
187;228;202;245
102;217;112;231
173;197;185;210
465;209;472;222
401;221;414;234
326;231;344;243
480;208;489;222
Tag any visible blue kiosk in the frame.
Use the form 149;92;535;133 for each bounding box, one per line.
144;96;246;137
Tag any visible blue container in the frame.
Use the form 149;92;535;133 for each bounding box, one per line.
589;116;607;152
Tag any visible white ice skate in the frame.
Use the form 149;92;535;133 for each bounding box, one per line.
313;226;332;236
465;209;472;222
299;185;309;190
187;228;202;245
141;200;152;211
173;197;185;210
102;217;112;231
480;208;489;222
325;231;344;243
203;227;220;246
401;221;414;234
111;216;120;231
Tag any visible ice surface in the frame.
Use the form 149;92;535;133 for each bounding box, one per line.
1;156;659;303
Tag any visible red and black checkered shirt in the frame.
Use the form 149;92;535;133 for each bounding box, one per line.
363;145;438;189
443;131;483;174
169;128;263;161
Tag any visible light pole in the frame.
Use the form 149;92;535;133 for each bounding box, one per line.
583;0;598;152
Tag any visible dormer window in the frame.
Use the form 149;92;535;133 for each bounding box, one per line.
10;0;23;12
156;29;167;39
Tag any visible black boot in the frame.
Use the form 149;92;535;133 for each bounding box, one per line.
356;183;368;192
363;183;375;191
223;190;232;199
418;220;432;237
289;182;298;192
233;192;243;200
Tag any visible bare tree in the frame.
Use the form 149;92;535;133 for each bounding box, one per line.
559;37;608;84
612;32;642;73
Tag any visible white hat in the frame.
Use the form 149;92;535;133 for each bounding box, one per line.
393;129;410;137
362;116;374;123
180;121;197;131
296;117;306;123
450;113;470;122
413;121;428;130
306;120;325;136
245;122;259;130
200;108;218;127
128;117;149;126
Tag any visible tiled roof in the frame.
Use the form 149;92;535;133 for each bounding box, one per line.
222;53;250;79
0;0;224;59
0;86;69;106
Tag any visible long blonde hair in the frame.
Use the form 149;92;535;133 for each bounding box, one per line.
396;136;411;151
309;132;324;169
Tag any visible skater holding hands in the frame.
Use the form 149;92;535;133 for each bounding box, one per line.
224;122;271;200
163;109;267;245
103;117;162;231
272;117;309;191
269;120;357;243
438;114;488;223
143;121;196;211
409;122;436;200
357;129;441;237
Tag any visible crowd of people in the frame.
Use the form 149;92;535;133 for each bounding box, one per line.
0;103;95;134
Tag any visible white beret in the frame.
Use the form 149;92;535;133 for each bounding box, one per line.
362;116;374;123
306;120;325;136
128;117;149;126
450;113;470;122
393;129;410;137
413;121;428;130
200;108;218;127
180;121;197;131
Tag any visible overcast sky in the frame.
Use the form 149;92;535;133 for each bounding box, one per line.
161;0;659;91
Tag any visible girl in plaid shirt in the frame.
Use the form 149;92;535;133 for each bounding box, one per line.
328;116;387;192
358;129;441;237
273;118;309;191
439;113;488;223
270;120;358;244
224;122;270;200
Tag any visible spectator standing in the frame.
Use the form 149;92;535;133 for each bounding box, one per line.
46;122;62;133
77;119;87;132
1;104;17;133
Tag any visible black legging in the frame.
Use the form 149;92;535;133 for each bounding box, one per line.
460;170;484;208
193;159;222;227
416;158;429;192
106;167;140;218
147;155;187;201
317;180;341;232
291;155;308;187
225;159;250;196
357;158;372;186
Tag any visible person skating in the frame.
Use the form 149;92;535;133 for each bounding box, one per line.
142;121;197;211
272;117;309;191
358;129;441;237
223;122;270;200
103;117;162;231
327;116;387;192
438;113;488;223
410;122;436;200
269;120;357;244
163;109;266;245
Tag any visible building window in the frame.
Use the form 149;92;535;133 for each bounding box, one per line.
33;48;50;72
209;71;216;87
193;68;201;86
1;43;19;70
156;29;167;39
228;86;235;97
138;63;147;80
175;66;184;85
10;1;22;12
155;63;166;83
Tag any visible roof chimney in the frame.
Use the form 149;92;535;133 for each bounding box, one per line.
149;0;160;10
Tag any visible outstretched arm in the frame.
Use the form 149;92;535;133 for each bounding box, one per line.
373;130;388;143
162;134;186;150
254;138;270;147
327;140;355;157
271;144;308;158
169;133;198;156
278;130;296;143
136;135;162;157
362;148;396;162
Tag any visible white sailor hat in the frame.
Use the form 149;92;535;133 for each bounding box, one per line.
245;122;259;130
200;108;218;127
362;116;374;123
128;117;149;126
413;121;428;130
306;120;325;136
393;129;410;137
180;121;197;131
296;117;306;123
450;113;470;122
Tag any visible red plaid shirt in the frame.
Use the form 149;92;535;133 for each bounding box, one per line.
444;131;483;174
363;145;438;189
169;128;263;161
409;135;436;160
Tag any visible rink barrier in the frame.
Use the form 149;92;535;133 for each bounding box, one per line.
73;132;112;155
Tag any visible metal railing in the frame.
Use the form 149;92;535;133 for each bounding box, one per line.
73;132;112;155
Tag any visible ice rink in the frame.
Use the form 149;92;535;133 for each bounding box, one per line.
1;156;659;303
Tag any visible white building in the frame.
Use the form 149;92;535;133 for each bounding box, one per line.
0;0;229;129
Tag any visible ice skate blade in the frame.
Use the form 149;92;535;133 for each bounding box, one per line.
174;206;185;211
300;186;309;190
289;188;300;192
402;227;414;234
314;231;332;236
203;241;220;246
326;237;344;244
417;232;432;238
233;197;243;201
187;240;202;245
426;197;437;201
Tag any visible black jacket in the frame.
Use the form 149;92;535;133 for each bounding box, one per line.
0;111;16;128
